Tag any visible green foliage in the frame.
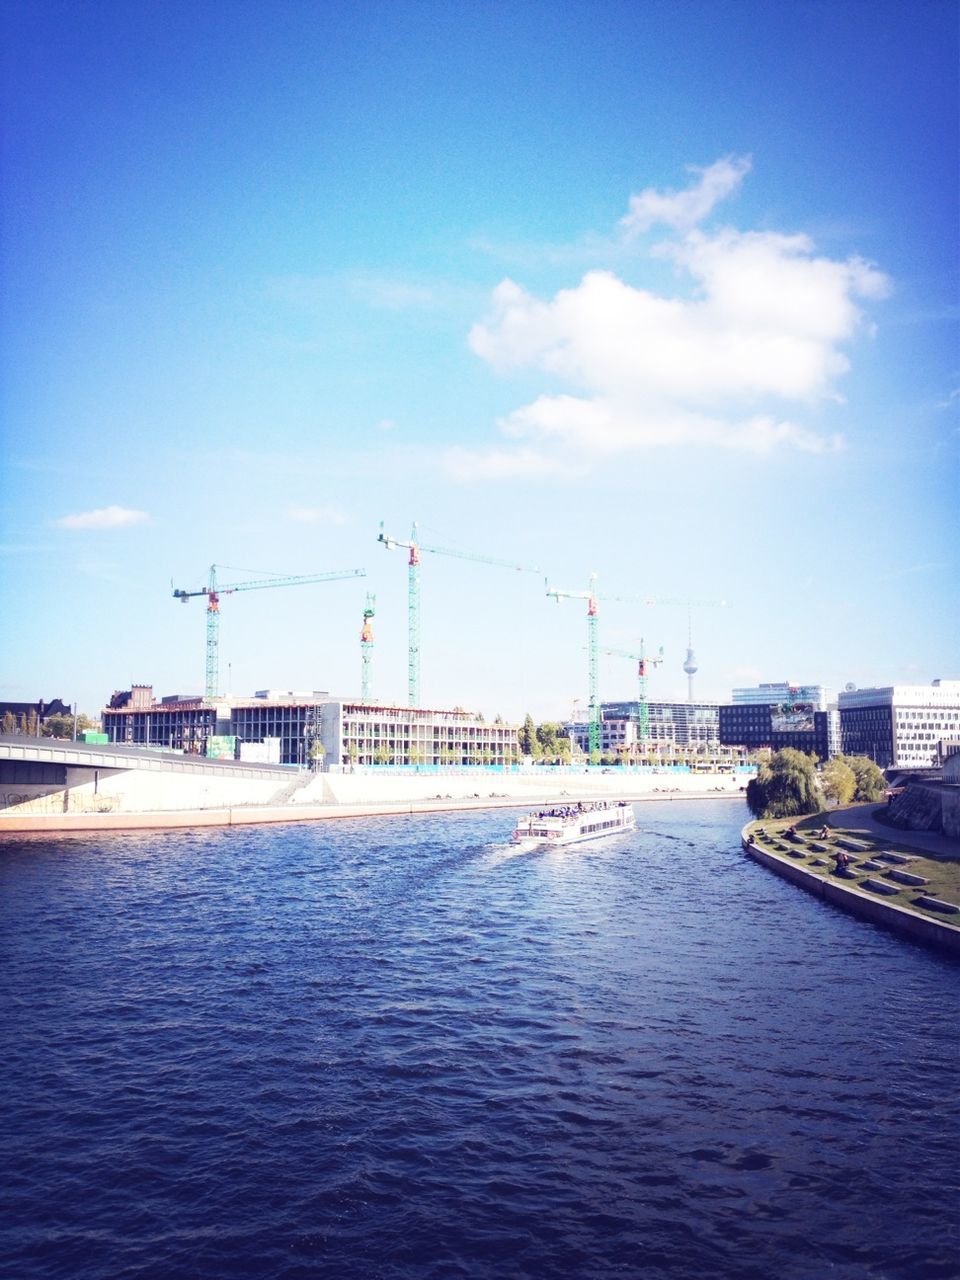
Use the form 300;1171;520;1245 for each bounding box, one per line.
41;713;75;738
519;713;538;757
747;748;823;819
535;722;569;761
820;757;857;806
835;753;887;802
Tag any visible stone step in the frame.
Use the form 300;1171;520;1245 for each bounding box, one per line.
861;878;900;896
913;895;960;915
884;869;929;887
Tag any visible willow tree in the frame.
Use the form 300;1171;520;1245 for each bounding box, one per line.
747;748;823;819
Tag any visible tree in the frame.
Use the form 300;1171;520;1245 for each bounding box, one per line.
1;711;16;735
747;748;823;819
41;713;75;739
519;713;538;757
820;757;856;807
836;753;887;802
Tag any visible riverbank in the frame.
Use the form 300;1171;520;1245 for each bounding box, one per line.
0;775;747;835
742;809;960;955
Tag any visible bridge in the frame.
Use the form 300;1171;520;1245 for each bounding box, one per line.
0;734;291;780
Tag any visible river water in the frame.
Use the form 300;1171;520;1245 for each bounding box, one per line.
1;800;957;1280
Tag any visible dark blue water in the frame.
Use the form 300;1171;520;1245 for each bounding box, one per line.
2;800;957;1280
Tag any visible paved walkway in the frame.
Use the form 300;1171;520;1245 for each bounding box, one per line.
826;803;960;860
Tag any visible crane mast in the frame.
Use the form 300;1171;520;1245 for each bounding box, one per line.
546;576;602;757
602;641;664;745
172;564;366;698
378;522;540;707
360;593;376;705
550;578;722;761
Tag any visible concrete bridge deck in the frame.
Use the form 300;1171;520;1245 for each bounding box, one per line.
0;735;290;780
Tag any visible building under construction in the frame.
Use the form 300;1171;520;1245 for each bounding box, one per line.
104;686;520;769
567;700;722;757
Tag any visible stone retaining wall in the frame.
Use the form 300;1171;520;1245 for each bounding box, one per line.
742;831;960;955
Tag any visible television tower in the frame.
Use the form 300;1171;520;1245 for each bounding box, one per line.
683;613;698;703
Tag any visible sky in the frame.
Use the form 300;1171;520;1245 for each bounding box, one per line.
2;0;958;723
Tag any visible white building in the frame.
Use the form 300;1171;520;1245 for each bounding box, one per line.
838;680;960;768
105;686;519;769
320;701;519;769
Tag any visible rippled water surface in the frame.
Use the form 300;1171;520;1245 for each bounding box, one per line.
2;800;958;1279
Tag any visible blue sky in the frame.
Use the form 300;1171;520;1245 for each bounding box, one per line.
2;0;957;722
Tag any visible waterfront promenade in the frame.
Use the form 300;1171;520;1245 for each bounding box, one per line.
742;808;960;954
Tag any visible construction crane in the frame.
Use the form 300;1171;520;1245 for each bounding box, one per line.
601;641;664;745
547;578;725;757
546;575;603;756
602;593;727;705
377;522;540;707
360;593;376;705
172;564;366;699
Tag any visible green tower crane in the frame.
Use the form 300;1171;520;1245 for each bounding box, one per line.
172;564;366;698
360;592;376;705
546;576;602;757
601;641;665;744
377;522;540;707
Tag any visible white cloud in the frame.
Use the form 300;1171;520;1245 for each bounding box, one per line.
444;445;563;480
463;163;889;469
498;396;843;456
286;505;348;525
55;505;149;530
620;155;752;235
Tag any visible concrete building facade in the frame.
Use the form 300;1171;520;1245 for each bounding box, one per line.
718;682;836;760
838;680;960;768
566;701;722;758
104;687;519;769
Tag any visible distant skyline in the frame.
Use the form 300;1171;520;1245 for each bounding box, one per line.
2;0;957;721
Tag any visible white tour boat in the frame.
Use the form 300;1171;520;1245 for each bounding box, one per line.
511;800;636;849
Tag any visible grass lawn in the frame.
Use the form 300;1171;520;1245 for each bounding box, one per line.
745;813;960;924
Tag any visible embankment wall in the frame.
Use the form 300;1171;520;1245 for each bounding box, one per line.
0;764;749;834
742;832;960;955
0;765;287;817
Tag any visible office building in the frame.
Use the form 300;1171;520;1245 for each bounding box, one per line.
837;680;960;768
719;681;835;759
